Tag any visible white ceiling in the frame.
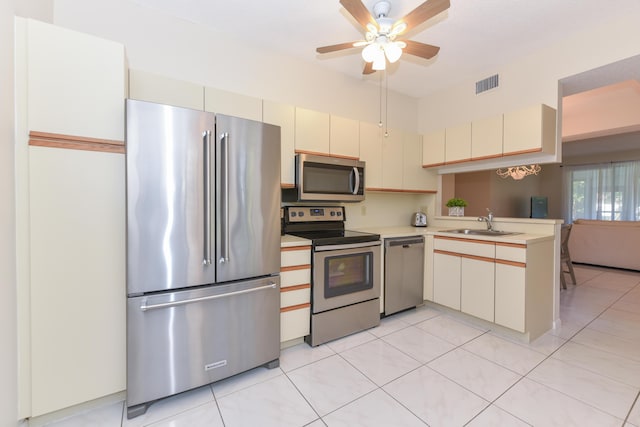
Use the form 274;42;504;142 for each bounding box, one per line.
131;0;640;98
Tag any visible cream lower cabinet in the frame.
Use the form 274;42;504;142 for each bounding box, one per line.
432;236;554;340
434;237;495;316
495;262;526;332
280;245;311;343
433;252;461;310
461;257;495;322
28;147;125;417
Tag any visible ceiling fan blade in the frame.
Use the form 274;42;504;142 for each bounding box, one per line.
339;0;376;29
395;0;450;31
402;40;440;59
362;62;374;75
316;42;360;54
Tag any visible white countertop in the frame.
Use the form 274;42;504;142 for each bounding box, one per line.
354;225;554;244
280;234;311;248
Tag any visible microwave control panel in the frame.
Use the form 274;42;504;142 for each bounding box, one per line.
285;206;345;223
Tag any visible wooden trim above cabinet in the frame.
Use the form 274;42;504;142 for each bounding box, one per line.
281;264;311;272
422;162;446;168
495;259;526;268
367;188;437;194
496;242;527;249
280;303;311;313
435;235;495;245
502;147;542;157
29;131;125;154
281;284;310;292
434;249;495;264
281;245;312;252
294;149;359;160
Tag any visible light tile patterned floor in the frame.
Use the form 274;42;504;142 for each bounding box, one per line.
43;265;640;426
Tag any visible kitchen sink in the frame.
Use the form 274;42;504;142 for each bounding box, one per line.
442;229;520;236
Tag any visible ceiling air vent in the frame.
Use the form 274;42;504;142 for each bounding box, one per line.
476;74;499;94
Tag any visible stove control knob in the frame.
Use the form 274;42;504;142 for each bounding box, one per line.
337;211;342;216
298;211;304;217
330;211;335;216
291;212;297;217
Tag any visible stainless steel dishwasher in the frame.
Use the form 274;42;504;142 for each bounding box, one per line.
384;236;425;315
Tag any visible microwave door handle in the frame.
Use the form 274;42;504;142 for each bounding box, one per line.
351;166;360;195
203;130;212;265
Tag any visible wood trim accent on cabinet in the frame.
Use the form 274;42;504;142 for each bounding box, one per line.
495;242;527;249
294;149;359;160
281;245;312;252
434;249;495;264
366;188;437;194
29;131;125;154
281;264;311;273
502;147;542;157
495;259;526;268
435;235;495;245
422;162;446;168
280;303;311;313
281;284;310;292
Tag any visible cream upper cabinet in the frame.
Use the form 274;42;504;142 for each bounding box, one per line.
25;18;125;140
503;104;556;156
263;101;296;186
129;69;204;110
422;129;446;167
204;86;262;121
381;129;404;190
330;115;359;158
403;132;437;192
359;121;383;189
295;107;330;155
471;115;503;160
445;122;472;164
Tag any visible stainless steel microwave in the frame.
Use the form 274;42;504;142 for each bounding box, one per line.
287;153;365;202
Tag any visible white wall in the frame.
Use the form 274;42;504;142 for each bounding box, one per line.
1;0;18;426
52;0;419;133
418;13;640;132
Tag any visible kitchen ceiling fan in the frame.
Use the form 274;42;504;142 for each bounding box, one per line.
317;0;450;74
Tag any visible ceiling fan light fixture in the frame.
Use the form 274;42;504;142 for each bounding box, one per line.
390;21;407;36
372;53;386;70
384;41;403;63
362;43;380;62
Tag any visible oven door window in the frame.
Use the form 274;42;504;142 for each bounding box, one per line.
324;252;373;298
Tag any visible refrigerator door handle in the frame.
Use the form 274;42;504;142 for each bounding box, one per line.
219;132;230;265
139;282;277;311
203;130;212;265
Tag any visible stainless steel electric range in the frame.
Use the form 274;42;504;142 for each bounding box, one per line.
283;206;381;346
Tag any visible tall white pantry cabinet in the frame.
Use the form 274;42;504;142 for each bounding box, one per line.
15;18;126;418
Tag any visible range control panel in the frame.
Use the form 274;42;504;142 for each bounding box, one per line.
285;206;345;223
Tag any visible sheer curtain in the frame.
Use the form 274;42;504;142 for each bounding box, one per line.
563;160;640;223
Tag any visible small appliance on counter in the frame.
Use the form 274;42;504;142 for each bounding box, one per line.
411;212;427;227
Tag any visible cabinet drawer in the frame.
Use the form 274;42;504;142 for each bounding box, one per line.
281;268;310;288
496;244;526;264
281;307;310;342
434;237;495;258
280;246;311;267
281;286;310;308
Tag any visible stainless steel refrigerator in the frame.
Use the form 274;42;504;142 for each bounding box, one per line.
125;99;281;419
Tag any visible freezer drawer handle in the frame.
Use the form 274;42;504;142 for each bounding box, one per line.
203;130;212;265
139;282;278;312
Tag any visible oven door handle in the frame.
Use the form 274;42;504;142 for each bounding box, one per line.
314;240;381;252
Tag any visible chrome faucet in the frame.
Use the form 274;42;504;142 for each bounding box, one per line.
478;208;494;231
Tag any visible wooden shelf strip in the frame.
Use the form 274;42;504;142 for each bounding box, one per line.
280;303;311;313
29;131;125;154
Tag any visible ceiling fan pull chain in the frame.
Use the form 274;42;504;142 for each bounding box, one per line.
378;71;383;128
384;70;389;137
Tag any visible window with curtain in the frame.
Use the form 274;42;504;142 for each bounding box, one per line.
563;160;640;223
